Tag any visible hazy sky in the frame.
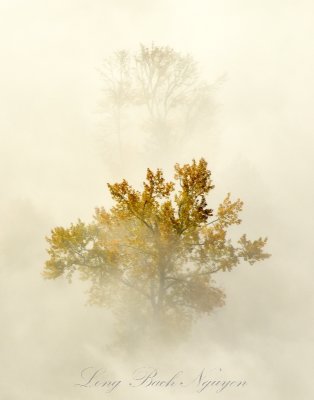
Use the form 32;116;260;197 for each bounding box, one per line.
1;1;313;399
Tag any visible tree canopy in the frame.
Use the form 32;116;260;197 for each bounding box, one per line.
43;159;270;341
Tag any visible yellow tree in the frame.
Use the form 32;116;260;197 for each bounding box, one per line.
43;159;270;341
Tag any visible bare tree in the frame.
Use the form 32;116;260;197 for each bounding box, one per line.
99;43;219;168
99;50;134;162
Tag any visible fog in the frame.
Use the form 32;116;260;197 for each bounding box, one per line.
1;0;313;398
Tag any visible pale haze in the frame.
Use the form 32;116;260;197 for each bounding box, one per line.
1;1;313;399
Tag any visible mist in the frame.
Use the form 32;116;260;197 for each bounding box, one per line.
1;1;313;398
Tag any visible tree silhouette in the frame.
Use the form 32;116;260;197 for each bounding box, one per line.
99;44;219;169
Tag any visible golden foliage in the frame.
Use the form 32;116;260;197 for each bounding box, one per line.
43;159;270;337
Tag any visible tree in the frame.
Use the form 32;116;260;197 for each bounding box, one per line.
99;50;134;163
99;44;219;169
43;159;270;342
